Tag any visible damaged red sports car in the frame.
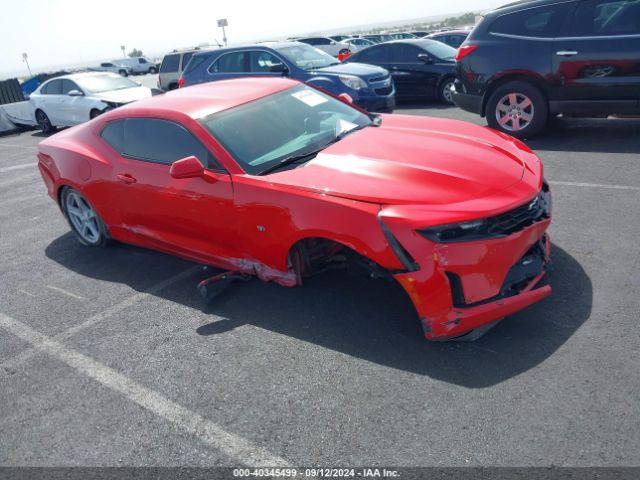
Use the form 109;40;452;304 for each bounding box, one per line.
37;77;552;341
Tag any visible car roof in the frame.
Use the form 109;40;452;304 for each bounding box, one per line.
191;41;304;58
384;39;447;48
429;30;469;36
43;71;120;82
111;77;300;120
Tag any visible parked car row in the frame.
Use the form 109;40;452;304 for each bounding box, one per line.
92;57;159;76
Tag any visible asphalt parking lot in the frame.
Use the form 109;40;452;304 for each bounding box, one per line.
1;82;640;467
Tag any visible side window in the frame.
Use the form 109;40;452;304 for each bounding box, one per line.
183;54;207;74
315;38;331;45
44;80;62;95
249;51;284;72
61;80;76;94
355;45;390;63
101;121;125;152
122;118;222;169
101;63;113;67
211;52;248;73
490;3;572;37
391;44;422;62
570;0;640;36
300;38;317;45
181;52;194;71
160;54;180;73
138;58;147;64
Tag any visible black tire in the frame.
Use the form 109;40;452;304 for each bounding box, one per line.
485;81;548;139
168;82;178;91
89;109;102;120
35;109;55;134
148;66;158;74
438;76;456;104
118;69;128;77
61;187;111;248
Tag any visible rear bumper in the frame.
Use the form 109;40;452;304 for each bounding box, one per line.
452;90;483;115
393;223;552;341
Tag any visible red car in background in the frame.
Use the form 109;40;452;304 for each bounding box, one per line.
37;78;551;341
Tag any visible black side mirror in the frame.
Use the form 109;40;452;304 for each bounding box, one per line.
418;53;433;64
269;63;289;75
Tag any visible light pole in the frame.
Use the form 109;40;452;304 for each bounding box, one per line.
217;19;228;47
120;45;126;57
22;53;32;76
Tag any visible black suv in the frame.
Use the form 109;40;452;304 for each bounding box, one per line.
452;0;640;137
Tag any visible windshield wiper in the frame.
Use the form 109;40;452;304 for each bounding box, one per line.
258;124;371;176
258;150;322;175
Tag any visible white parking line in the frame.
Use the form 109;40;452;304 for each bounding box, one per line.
0;312;289;467
2;266;201;371
0;163;35;173
550;180;640;191
45;285;86;300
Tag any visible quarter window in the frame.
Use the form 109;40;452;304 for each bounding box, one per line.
181;52;195;71
490;3;572;37
569;0;640;36
61;79;79;95
42;80;62;95
101;120;125;151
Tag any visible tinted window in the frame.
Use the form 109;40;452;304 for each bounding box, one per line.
212;52;248;73
249;51;284;72
570;0;640;36
101;121;125;151
181;52;194;70
43;80;62;95
122;118;221;169
490;3;571;37
391;44;422;62
160;54;180;73
446;34;467;47
183;54;208;74
101;63;113;67
138;58;148;64
300;38;318;45
354;44;391;63
61;79;79;94
315;38;331;45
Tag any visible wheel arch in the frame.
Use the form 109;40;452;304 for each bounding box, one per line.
481;72;549;117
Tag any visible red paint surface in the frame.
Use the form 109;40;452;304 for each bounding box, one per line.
37;77;551;340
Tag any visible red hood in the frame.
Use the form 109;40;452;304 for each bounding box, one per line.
266;115;537;205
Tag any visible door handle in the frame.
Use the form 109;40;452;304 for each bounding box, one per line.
556;50;578;57
117;173;137;184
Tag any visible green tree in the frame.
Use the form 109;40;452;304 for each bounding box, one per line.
128;48;143;58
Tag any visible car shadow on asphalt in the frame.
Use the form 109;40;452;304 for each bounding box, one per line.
528;117;640;155
46;236;591;388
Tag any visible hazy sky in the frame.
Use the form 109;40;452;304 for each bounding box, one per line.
0;0;504;76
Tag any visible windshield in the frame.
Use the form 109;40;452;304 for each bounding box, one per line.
274;44;340;70
423;41;457;61
76;75;139;93
199;84;372;175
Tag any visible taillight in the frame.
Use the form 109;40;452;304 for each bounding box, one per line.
456;44;477;61
177;76;185;88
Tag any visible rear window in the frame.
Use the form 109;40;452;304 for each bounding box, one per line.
490;3;572;38
160;54;180;73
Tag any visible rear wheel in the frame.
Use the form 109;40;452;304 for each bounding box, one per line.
486;81;548;138
439;77;455;104
118;69;128;77
35;109;55;134
61;188;110;247
148;66;158;74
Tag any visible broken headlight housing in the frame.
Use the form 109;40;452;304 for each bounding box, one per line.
418;219;502;243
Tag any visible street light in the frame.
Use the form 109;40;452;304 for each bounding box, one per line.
217;19;228;47
22;52;32;76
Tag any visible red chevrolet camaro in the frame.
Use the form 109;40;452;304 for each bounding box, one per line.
37;77;552;341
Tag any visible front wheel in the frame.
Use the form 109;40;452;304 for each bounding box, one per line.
61;188;110;247
486;81;548;138
148;66;158;74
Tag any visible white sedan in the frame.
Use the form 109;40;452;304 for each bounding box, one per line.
30;72;154;133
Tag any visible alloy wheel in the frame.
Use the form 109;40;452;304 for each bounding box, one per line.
65;191;100;243
442;80;455;104
37;111;51;131
495;92;534;132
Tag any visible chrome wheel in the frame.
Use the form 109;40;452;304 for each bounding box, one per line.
442;80;455;104
36;110;52;132
65;191;100;243
496;93;534;132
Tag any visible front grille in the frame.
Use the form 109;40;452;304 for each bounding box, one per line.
375;85;393;96
369;75;390;83
486;183;551;237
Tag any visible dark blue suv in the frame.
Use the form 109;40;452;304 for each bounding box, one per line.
180;42;396;112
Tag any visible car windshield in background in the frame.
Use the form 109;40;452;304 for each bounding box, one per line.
200;84;372;175
423;41;457;61
274;44;340;70
76;75;139;93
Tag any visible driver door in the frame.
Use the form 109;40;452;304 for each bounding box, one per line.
103;117;238;262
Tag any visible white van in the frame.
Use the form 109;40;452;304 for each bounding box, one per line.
112;57;159;75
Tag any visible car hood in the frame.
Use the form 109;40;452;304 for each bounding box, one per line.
266;115;532;206
311;62;388;79
93;86;152;104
